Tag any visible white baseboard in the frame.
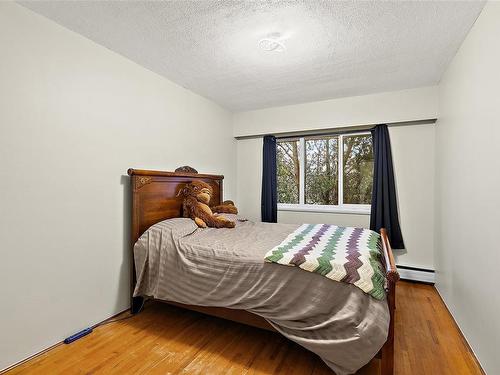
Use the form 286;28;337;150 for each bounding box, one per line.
397;266;435;283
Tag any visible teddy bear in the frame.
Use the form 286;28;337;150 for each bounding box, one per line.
211;200;238;215
178;180;236;229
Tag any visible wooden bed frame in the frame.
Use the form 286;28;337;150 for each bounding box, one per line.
127;168;400;375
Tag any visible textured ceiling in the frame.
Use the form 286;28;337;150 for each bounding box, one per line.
20;1;484;111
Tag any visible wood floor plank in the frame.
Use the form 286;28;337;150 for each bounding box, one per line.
4;282;484;375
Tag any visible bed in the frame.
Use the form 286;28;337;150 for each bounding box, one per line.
127;168;399;375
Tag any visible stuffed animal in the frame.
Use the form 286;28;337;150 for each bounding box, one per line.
175;165;198;174
178;181;236;229
211;200;238;215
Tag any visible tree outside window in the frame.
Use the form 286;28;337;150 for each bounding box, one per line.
277;133;373;208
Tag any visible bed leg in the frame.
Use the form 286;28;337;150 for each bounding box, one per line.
381;281;396;375
380;336;394;375
131;296;144;314
379;229;399;375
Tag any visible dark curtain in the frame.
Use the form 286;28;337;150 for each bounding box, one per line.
370;124;405;249
261;135;277;223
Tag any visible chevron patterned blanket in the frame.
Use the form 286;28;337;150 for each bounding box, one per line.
264;224;386;300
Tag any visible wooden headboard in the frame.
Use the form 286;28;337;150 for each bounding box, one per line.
127;168;223;244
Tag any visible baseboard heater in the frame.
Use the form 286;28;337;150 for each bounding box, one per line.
396;265;435;284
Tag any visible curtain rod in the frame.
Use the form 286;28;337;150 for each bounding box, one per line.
234;118;436;140
276;128;369;140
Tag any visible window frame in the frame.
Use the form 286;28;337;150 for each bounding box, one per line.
277;131;372;215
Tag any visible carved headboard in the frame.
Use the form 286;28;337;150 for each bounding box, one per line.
127;169;223;244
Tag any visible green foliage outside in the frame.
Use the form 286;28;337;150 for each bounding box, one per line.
277;134;373;205
277;140;300;204
305;137;338;205
343;134;373;204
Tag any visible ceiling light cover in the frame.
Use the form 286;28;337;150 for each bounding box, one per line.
259;33;286;52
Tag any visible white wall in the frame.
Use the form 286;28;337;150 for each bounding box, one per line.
390;124;435;269
236;122;435;270
436;3;500;374
233;86;438;137
0;2;235;371
235;86;437;270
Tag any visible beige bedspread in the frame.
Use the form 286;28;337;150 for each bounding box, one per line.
133;216;389;375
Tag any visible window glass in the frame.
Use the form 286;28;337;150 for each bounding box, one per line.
305;136;338;205
277;139;300;204
276;132;373;208
343;134;373;204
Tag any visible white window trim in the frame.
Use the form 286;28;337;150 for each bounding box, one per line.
278;203;371;215
299;137;306;205
277;131;372;214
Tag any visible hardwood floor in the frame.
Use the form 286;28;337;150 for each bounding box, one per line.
5;282;483;375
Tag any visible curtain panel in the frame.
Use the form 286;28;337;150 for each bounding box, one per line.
261;135;278;223
370;124;405;249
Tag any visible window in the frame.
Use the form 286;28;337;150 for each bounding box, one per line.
276;139;300;204
277;132;373;214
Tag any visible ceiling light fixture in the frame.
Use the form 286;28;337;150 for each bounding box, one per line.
258;33;286;52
